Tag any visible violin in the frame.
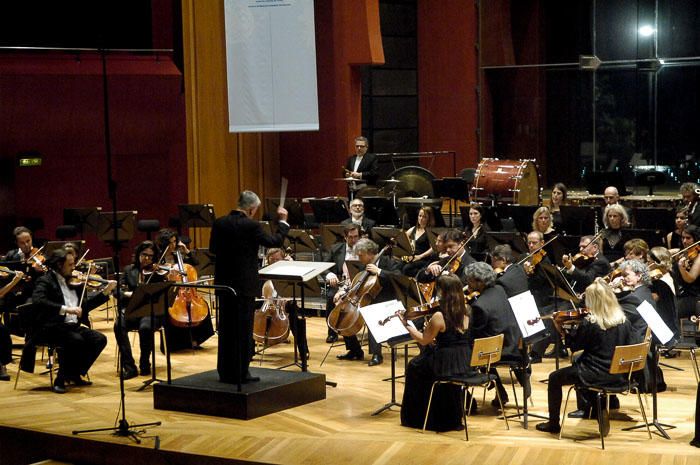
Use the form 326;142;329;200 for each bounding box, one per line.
378;290;479;327
69;270;111;289
527;307;589;335
518;235;559;275
167;250;210;328
418;232;470;302
26;246;47;272
328;242;393;336
672;239;700;270
253;280;290;347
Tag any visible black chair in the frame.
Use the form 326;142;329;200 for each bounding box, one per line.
137;219;161;241
13;303;60;391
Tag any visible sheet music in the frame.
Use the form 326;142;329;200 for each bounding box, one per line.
359;299;413;344
508;291;546;338
636;300;674;345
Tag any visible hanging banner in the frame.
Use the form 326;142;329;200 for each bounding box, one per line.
224;0;319;132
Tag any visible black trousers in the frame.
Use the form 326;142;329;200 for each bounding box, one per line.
114;314;162;370
42;323;107;378
547;365;580;424
0;323;12;365
218;295;255;384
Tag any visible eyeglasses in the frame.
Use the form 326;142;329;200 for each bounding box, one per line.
140;253;154;259
351;204;364;208
355;145;367;149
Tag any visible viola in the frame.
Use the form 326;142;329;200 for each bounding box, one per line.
26;246;47;272
328;242;393;337
253;280;290;347
167;250;210;328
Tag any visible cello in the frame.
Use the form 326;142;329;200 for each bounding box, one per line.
253;280;290;347
167;250;210;328
327;242;393;337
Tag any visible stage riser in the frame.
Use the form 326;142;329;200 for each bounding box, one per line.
153;368;326;420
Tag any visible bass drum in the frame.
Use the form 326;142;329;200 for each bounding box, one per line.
471;158;540;205
388;166;436;198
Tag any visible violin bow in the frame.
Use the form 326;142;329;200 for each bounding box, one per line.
516;234;560;266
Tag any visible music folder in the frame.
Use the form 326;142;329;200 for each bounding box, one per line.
359;299;413;344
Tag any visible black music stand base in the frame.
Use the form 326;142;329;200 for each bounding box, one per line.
73;419;162;446
372;345;407;416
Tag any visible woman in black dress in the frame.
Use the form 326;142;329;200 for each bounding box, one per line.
601;204;630;263
403;207;436;277
464;204;489;261
400;273;473;432
536;278;633;434
666;206;688;254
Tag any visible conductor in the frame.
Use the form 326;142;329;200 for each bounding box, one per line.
210;191;289;384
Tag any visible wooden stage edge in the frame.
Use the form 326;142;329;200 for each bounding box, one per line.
4;312;700;465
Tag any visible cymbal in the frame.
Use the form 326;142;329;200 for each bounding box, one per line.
334;177;356;182
380;178;402;184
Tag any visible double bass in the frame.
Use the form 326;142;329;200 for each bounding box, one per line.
167;250;210;328
327;242;393;337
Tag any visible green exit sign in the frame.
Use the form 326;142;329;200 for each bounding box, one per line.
18;157;42;167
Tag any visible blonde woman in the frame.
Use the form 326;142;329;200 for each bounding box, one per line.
532;206;556;242
536;278;632;434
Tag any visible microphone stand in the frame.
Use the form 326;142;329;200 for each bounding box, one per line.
72;47;160;446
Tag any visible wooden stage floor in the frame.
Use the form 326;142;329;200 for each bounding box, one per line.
3;310;700;464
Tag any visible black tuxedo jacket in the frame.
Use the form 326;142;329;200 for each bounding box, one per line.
496;263;529;298
345;152;379;185
209;211;289;297
340;217;376;235
469;285;521;360
32;271;108;330
415;251;474;285
568;255;611;293
324;242;349;278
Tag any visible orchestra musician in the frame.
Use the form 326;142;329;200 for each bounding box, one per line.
341;198;375;236
402;207;436;277
0;269;25;381
334;238;403;366
156;228;214;351
680;182;700;227
532;206;557;242
666;207;688;253
492;244;529;298
603;185;621;206
114;240;166;380
673;224;700;320
3;226;46;309
28;248;117;393
548;182;568;231
464;262;525;405
561;235;611;294
416;230;475;286
323;223;361;344
262;247;309;358
399;273;474;432
648;246;679;344
611;259;653;344
463;204;490;260
344;136;378;197
209;191;289;384
536;278;633;434
600;204;630;263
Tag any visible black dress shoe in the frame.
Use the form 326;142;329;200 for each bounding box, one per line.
326;334;338;343
68;376;92;386
122;366;138;380
491;394;509;407
140;366;151;377
368;354;383;366
52;376;67;394
535;421;561;434
567;409;587;419
244;372;261;383
337;351;364;361
543;347;568;359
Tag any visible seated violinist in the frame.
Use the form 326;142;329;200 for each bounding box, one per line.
400;273;474;431
561;235;611;294
464;262;525;405
416;230;474;285
536;278;633;434
492;244;529;298
675;224;700;320
611;259;654;344
3;226;46;308
29;248;117;393
0;269;25;381
115;241;166;380
260;248;308;358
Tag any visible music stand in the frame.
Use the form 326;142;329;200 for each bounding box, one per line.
370;227;412;259
63;207;102;237
320;224;345;252
44;240;87;257
178;204;215;248
622;228;664;248
486;232;528;255
96;211;137;243
308;198;349;224
540;261;580;371
285;229;317;257
433;177;469;227
388;274;424;310
633;207;675;232
559;206;599;236
503;205;538;235
362;196;399;226
345;260;363;280
124;282;174;391
265;197;306;227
